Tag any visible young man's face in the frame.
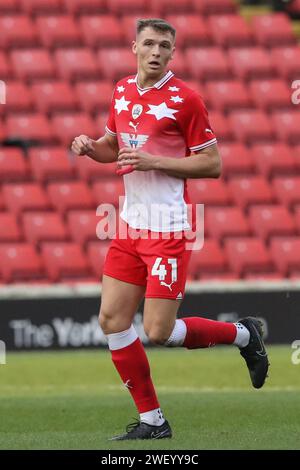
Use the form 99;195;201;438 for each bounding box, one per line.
132;27;175;78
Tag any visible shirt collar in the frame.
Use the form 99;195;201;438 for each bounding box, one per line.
134;70;174;95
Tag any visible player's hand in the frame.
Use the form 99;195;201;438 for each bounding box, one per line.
117;147;158;172
71;135;95;157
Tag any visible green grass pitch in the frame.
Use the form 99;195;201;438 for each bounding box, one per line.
0;346;299;450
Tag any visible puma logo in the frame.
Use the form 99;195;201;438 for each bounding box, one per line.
160;281;174;292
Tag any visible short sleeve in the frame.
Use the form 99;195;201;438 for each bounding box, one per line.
105;88;117;136
177;91;217;153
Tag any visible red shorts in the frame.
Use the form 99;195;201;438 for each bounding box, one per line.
103;222;192;300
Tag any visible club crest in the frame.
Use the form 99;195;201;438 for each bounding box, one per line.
132;104;143;120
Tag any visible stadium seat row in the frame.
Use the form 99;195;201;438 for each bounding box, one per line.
1;144;299;183
1;46;300;81
0;78;295;115
1;236;300;283
0;0;237;17
0;13;296;48
1;205;300;246
1;109;300;145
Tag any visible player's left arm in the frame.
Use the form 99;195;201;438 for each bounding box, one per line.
117;143;221;179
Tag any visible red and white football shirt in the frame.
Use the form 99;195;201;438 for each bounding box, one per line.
106;70;217;232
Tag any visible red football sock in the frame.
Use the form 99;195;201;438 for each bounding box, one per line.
182;317;237;349
111;337;160;413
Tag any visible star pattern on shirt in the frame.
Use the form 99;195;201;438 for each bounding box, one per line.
114;95;131;115
146;102;178;121
168;86;180;92
170;95;184;104
117;85;125;93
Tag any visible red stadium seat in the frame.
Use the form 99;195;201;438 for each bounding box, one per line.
76;157;116;182
5;113;54;143
67;210;99;246
228;48;275;80
0;0;19;13
41;242;91;282
0;192;6;211
224;238;274;276
188;239;227;279
270;238;300;276
249;205;296;241
108;0;147;14
271;46;300;80
208;15;253;48
10;49;55;80
244;272;282;281
0;213;22;242
79;15;123;47
31;81;78;113
151;0;192;15
272;177;300;209
271;111;300;145
4;81;33;112
47;182;94;214
228;176;274;210
294;145;300;171
92;179;124;208
228;110;274;144
22;212;68;245
20;0;63;14
0;52;11;79
54;49;98;80
62;0;107;14
205;80;251;112
186;48;231;81
198;272;239;281
206;207;251;241
166;15;211;47
29;147;75;182
0;243;44;283
192;0;236;15
251;13;296;47
294;206;300;233
188;179;231;206
0;147;28;181
36;15;82;48
252;143;296;177
87;241;110;278
287;0;300;15
184;80;204;96
218;143;255;177
51;113;98;145
121;15;145;44
97;49;137;80
249;79;292;111
2;183;50;215
74;81;113;113
209;111;234;142
167;50;187;78
0;15;38;48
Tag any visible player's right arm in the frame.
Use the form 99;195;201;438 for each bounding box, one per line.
71;133;119;163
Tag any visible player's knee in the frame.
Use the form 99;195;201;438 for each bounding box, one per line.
146;327;170;345
99;307;131;334
98;308;116;334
